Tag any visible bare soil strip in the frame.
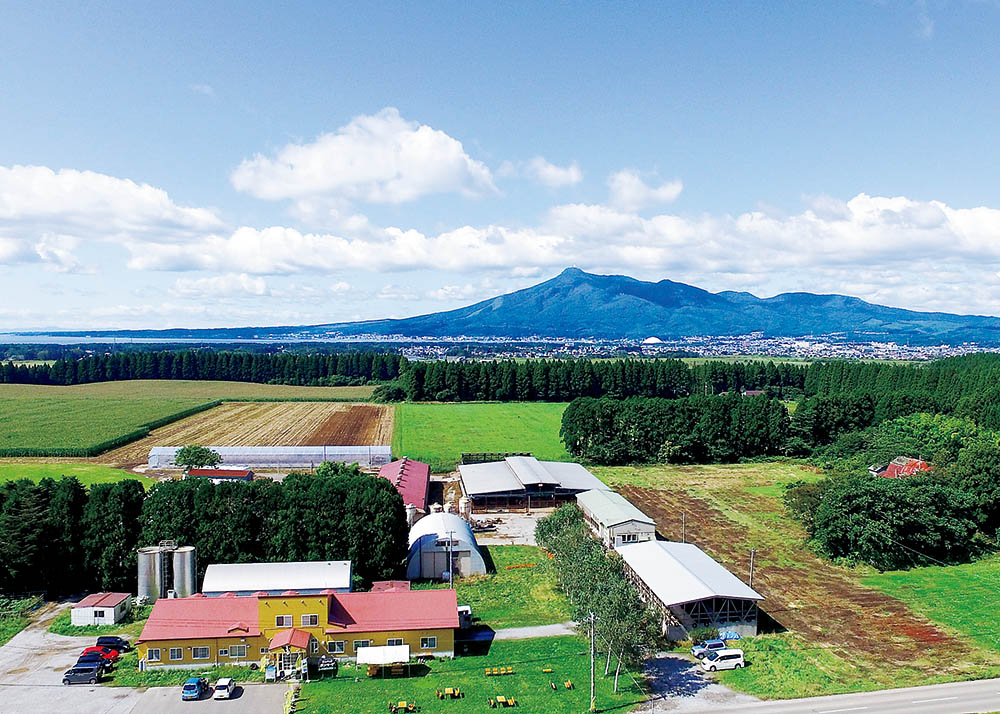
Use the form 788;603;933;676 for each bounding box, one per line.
301;405;393;446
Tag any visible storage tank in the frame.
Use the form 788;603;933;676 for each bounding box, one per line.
137;547;164;602
172;546;197;598
459;497;471;519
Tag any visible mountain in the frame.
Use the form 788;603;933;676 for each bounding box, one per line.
22;268;1000;344
322;268;1000;344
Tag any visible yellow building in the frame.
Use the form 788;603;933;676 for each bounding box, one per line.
137;582;458;671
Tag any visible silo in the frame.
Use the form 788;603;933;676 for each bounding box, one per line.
137;547;164;602
172;546;197;598
459;497;471;519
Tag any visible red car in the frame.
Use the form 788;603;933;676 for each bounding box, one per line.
81;646;120;662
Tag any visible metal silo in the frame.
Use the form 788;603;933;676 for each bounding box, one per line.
172;546;197;598
137;547;164;602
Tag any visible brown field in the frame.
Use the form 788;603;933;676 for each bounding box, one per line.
101;402;393;467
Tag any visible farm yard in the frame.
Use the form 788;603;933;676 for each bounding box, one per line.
101;401;393;467
391;402;570;473
0;380;376;455
595;462;1000;698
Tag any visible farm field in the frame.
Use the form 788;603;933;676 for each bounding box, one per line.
102;401;394;467
416;545;571;629
594;461;1000;698
0;463;154;488
392;402;570;473
0;380;375;453
298;636;642;714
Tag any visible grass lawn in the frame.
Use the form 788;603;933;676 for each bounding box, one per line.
0;380;373;452
392;402;570;473
299;636;643;714
864;556;1000;653
49;605;151;638
104;649;265;688
0;463;155;488
416;546;571;629
0;617;29;648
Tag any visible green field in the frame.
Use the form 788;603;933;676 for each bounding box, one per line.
417;546;571;629
864;556;1000;653
0;463;154;488
299;636;642;714
392;402;570;472
0;380;374;452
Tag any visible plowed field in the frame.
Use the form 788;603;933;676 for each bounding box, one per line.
102;402;393;467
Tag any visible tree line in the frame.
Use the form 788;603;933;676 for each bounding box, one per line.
0;464;407;596
0;350;406;387
535;505;660;691
560;394;790;464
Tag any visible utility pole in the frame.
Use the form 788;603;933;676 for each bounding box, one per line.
681;513;686;543
588;611;596;712
749;548;756;589
447;530;455;587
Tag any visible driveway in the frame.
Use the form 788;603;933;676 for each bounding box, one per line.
643;653;759;712
0;603;285;713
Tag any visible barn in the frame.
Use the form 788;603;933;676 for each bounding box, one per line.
71;592;131;626
406;512;487;581
576;489;656;548
378;457;430;516
458;456;609;511
148;445;393;470
201;561;353;596
617;540;763;638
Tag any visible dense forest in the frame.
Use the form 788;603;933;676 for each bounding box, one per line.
0;464;407;596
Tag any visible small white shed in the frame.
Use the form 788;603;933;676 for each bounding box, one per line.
71;592;131;626
576;489;656;548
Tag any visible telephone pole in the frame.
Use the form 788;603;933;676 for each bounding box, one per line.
447;530;455;587
681;513;686;543
749;548;756;589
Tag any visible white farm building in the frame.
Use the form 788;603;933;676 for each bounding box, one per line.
576;489;656;548
406;513;487;581
71;592;131;626
617;540;763;639
201;561;353;596
148;446;393;470
458;456;609;511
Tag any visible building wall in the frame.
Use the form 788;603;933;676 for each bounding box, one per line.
70;600;130;626
139;635;267;668
321;627;455;658
607;520;656;548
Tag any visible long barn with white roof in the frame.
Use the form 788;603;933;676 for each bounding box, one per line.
458;456;609;511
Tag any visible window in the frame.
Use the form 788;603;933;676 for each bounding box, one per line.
169;648;183;661
260;647;268;655
147;648;161;662
275;615;292;627
327;640;345;654
192;647;210;660
386;638;403;647
230;645;248;658
310;638;320;654
619;533;639;544
420;637;437;649
219;648;229;657
353;640;371;651
93;610;105;619
301;614;319;627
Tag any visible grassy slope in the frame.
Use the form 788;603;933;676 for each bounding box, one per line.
864;556;1000;653
0;617;29;648
0;463;154;488
416;545;571;629
392;402;570;473
299;636;642;714
0;380;374;451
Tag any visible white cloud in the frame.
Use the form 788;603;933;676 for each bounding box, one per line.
498;156;583;187
377;284;419;301
426;280;496;301
170;273;270;298
230;107;496;204
607;169;683;211
191;83;216;97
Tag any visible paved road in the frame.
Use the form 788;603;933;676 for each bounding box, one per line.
492;622;576;639
688;676;1000;714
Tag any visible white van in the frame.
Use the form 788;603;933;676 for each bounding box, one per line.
213;677;236;699
699;648;745;672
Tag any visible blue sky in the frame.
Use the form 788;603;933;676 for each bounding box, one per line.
2;1;1000;329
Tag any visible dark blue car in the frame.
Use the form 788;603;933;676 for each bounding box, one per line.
181;677;209;701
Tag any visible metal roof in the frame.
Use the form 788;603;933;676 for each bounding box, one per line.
576;489;655;528
202;561;352;594
458;457;609;496
616;541;763;606
408;512;480;550
74;592;130;609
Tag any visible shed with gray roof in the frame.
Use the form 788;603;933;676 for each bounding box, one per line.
576;489;656;548
458;456;609;511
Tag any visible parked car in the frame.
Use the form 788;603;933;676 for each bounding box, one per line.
690;638;727;659
181;677;209;701
213;677;236;699
76;653;113;672
96;636;131;652
81;646;120;662
62;664;102;685
700;648;745;672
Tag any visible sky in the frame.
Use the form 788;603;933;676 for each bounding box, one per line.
2;1;1000;330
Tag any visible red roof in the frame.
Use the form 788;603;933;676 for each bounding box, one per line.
187;469;254;479
138;595;261;643
881;458;932;479
75;592;130;609
325;588;458;634
377;458;430;512
370;581;411;593
268;628;312;651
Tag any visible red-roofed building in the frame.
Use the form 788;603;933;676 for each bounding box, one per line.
869;457;933;479
71;592;131;626
378;458;430;514
137;583;458;670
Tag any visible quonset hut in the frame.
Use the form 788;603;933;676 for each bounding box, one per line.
406;513;487;581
